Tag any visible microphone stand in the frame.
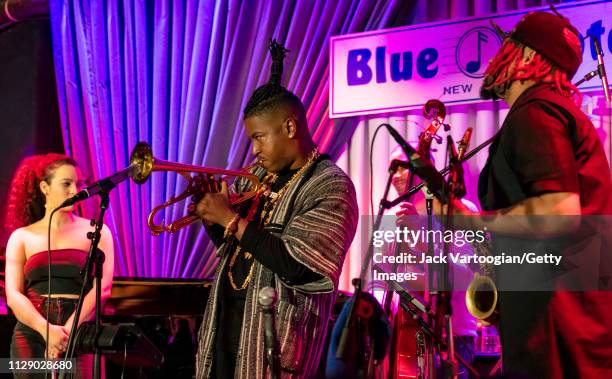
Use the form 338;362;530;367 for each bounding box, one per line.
437;135;464;379
336;163;396;366
573;50;612;174
60;191;110;379
576;37;610;102
398;296;480;379
424;187;436;379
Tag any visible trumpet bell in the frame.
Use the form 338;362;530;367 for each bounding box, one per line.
130;142;154;184
128;142;263;235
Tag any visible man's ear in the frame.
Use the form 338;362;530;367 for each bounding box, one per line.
285;117;298;139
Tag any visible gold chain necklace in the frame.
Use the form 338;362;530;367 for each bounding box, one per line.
227;245;256;291
227;148;319;291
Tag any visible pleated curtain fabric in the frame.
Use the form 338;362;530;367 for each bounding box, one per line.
49;0;417;278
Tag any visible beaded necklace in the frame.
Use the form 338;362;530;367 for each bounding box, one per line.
227;148;319;291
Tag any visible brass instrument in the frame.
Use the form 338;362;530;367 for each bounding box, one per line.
423;98;499;325
129;142;264;235
465;240;499;324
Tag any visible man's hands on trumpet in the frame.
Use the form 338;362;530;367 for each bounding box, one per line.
192;180;237;228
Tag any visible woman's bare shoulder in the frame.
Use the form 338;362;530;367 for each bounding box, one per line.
6;227;28;257
73;215;93;227
11;225;37;239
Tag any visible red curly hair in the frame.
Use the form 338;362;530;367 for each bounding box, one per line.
482;39;582;105
4;154;78;233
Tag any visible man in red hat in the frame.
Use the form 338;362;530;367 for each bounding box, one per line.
449;10;612;378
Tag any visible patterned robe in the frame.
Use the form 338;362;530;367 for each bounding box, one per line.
196;157;359;378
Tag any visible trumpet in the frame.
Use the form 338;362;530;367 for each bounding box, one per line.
129;142;264;235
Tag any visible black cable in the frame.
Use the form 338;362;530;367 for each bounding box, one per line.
46;207;60;365
369;124;386;226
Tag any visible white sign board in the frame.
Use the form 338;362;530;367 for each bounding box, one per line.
329;1;612;118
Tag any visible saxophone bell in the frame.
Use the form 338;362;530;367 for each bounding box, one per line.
465;272;498;325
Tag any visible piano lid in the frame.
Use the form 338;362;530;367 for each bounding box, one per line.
105;277;212;317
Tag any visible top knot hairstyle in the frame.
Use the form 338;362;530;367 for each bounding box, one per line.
268;39;288;87
243;39;306;119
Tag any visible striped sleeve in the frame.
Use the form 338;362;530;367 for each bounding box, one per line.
281;171;358;293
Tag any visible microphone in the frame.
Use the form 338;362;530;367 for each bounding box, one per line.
592;36;610;103
258;287;280;379
57;163;141;208
457;128;473;161
385;124;449;203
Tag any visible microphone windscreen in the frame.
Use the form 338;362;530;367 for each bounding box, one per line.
258;287;277;307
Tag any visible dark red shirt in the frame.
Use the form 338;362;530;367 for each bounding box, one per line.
477;84;612;378
478;84;612;215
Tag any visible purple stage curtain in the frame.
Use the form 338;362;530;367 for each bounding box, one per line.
49;0;417;278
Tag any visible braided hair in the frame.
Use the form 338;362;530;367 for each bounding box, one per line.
481;39;581;105
243;39;305;119
4;154;78;232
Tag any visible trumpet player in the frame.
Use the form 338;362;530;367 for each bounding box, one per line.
436;10;612;378
193;40;358;379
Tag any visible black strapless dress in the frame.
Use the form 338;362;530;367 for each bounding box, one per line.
10;249;95;379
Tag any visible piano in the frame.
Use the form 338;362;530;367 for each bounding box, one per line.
0;276;211;379
104;276;211;317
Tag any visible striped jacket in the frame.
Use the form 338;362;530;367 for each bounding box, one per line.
196;157;358;378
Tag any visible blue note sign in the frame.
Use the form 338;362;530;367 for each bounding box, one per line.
347;47;439;85
456;27;503;79
330;1;612;118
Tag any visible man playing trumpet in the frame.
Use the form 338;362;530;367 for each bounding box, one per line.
193;40;358;379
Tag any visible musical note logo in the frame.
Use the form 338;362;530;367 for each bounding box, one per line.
456;27;503;79
466;31;488;74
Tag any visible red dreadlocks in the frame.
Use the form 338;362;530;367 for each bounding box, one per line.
483;39;582;105
3;154;78;233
